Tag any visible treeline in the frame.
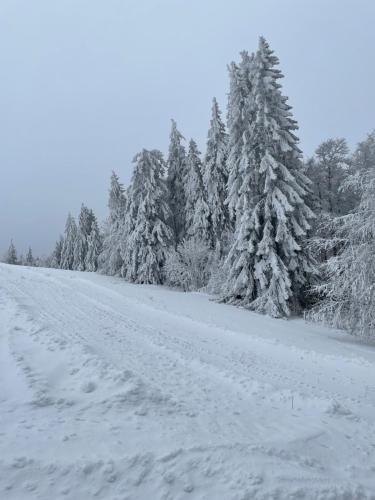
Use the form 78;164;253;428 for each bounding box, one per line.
5;37;375;338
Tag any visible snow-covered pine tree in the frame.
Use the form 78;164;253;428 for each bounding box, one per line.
226;52;254;223
203;97;229;251
224;37;315;318
73;204;95;271
224;50;261;307
26;247;34;266
5;240;18;265
51;236;64;268
85;216;102;272
60;213;77;270
119;185;133;278
184;139;211;245
167;120;187;248
99;171;127;276
126;149;172;284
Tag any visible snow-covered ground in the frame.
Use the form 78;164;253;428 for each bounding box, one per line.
1;264;375;499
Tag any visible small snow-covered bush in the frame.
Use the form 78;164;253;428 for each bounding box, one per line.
164;239;212;291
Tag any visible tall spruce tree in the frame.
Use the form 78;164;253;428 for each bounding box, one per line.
6;240;18;265
184;139;211;245
203;98;229;251
60;213;77;270
51;236;64;268
224;37;315;317
120;185;134;279
73;204;95;271
126;149;172;284
85;216;102;272
226;52;254;223
26;247;34;266
167;120;187;248
99;171;127;275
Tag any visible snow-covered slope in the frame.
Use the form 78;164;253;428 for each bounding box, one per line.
1;263;375;499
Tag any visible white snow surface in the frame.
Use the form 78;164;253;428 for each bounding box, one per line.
1;264;375;500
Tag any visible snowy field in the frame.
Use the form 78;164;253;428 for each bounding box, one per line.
1;263;375;499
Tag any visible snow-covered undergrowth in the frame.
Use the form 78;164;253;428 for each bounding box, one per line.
1;263;375;499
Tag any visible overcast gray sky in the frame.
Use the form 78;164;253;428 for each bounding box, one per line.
0;0;374;256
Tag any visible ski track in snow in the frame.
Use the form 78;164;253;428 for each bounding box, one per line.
1;263;375;499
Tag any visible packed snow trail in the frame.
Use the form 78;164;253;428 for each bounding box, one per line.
1;264;375;499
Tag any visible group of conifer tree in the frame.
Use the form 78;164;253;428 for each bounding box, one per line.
50;204;102;272
6;37;375;336
3;241;35;267
49;38;315;318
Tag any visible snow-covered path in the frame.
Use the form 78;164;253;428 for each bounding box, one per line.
1;264;375;499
